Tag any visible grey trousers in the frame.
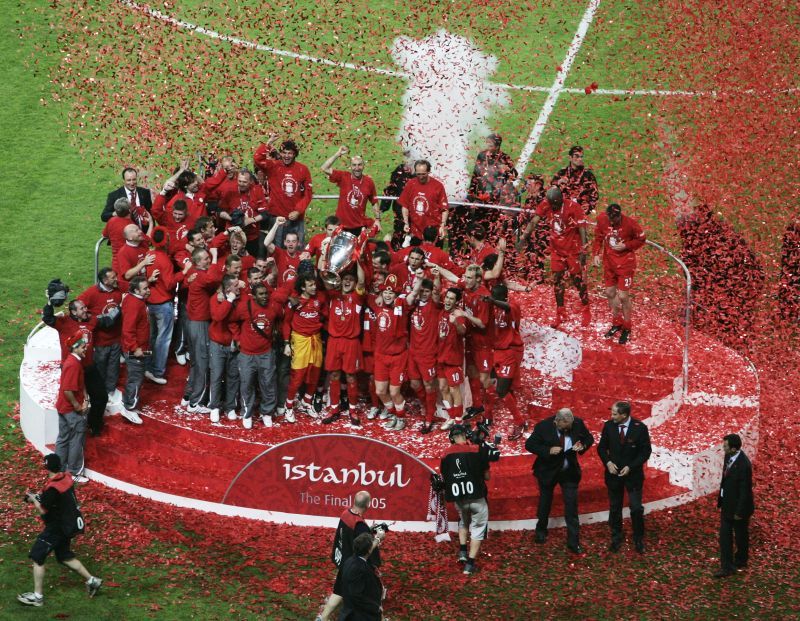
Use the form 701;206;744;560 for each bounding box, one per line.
185;320;210;406
209;341;240;411
239;350;277;418
55;411;86;475
123;353;148;410
94;343;121;394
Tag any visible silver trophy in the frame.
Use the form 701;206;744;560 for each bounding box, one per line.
320;231;358;287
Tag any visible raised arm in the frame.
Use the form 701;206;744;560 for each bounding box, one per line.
321;146;348;176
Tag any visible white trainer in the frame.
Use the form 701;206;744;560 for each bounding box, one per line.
180;398;189;408
440;417;455;431
121;408;143;425
73;474;90;484
209;408;220;423
382;415;397;430
284;408;296;424
144;371;167;385
176;353;187;365
261;414;273;428
187;404;210;415
276;406;286;417
390;417;406;431
379;408;393;420
367;406;380;420
226;409;238;421
242;416;253;430
435;405;450;419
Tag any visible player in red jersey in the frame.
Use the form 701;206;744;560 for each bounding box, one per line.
253;135;313;246
218;170;269;256
436;287;469;431
321;146;380;233
484;283;527;440
320;263;367;427
264;216;303;291
282;273;327;422
518;186;590;329
399;160;449;243
390;247;431;295
370;274;411;431
303;216;340;262
457;265;493;423
405;272;441;433
593;203;646;345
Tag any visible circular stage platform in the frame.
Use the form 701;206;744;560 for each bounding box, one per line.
20;287;759;531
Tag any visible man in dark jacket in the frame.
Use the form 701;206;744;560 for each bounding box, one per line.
714;433;754;577
597;400;652;553
526;408;594;553
17;454;102;608
339;533;383;621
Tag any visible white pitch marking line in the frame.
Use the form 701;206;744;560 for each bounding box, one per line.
514;0;602;176
121;0;749;100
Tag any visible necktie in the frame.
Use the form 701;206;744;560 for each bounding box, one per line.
130;190;137;207
559;431;566;450
619;424;626;444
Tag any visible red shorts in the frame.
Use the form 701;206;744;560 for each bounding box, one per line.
603;261;635;291
550;251;582;276
408;352;437;382
494;348;523;389
373;351;408;385
465;347;493;374
362;350;374;374
437;363;463;388
324;336;363;375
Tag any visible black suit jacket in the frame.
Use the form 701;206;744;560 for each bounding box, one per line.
718;451;754;519
101;186;153;222
526;415;594;485
339;555;382;621
597;417;652;487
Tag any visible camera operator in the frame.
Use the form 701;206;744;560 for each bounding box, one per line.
17;454;102;608
439;422;500;575
318;490;386;621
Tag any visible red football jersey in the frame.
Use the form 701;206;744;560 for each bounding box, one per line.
219;185;268;241
408;299;441;357
121;293;150;352
55;354;85;415
398;177;448;239
370;297;410;356
535;198;586;256
437;309;467;367
230;298;283;355
185;268;220;321
330;170;377;229
327;290;364;339
490;300;523;350
78;285;122;347
272;247;302;286
53;315;97;367
461;283;492;350
253;145;313;218
283;292;327;339
593;212;646;269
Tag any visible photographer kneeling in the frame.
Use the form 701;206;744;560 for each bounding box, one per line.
318;490;386;621
438;422;500;575
17;454;102;608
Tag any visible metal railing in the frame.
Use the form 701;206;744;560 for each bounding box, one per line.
94;195;692;394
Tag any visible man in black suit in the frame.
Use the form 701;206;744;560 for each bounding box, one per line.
101;168;153;228
715;433;754;577
597;400;652;553
339;533;383;621
526;408;594;553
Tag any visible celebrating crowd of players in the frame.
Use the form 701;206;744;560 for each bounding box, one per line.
44;135;647;482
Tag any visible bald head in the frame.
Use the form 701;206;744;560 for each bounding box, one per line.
123;223;141;241
546;186;563;207
353;491;371;511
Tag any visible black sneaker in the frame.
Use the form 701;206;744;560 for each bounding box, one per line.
321;411;341;425
313;391;325;414
463;406;484;421
619;329;631;345
605;325;622;338
463;561;478;575
340;392;350;411
419;422;434;435
348;413;361;428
